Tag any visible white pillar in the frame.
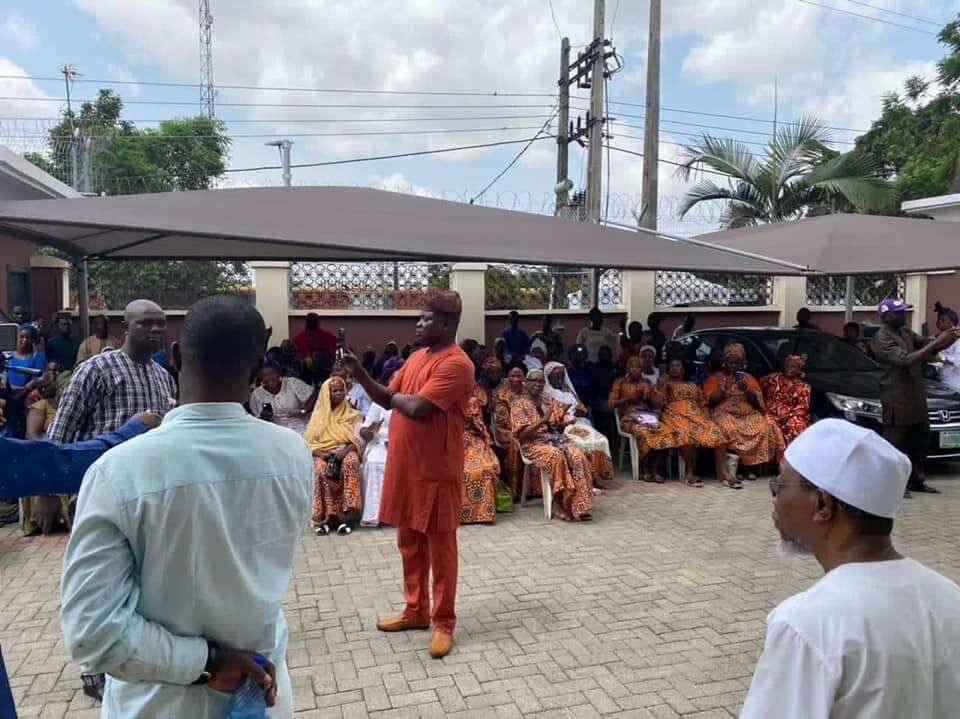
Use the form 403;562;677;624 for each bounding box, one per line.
251;262;291;343
622;270;656;322
775;275;807;328
449;262;487;344
906;273;927;334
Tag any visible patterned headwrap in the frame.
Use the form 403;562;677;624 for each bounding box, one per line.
482;356;503;372
723;342;746;362
639;345;657;358
18;323;38;341
626;355;643;370
785;354;806;368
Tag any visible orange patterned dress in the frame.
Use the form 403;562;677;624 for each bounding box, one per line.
658;380;728;448
312;450;363;524
493;384;524;494
609;376;679;451
510;395;594;521
703;372;785;466
759;373;812;445
461;385;500;523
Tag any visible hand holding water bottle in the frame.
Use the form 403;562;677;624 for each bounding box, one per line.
207;649;275;716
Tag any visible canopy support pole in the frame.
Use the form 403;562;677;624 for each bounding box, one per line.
844;275;855;323
75;255;90;339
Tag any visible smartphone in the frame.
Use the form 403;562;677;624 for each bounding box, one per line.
337;327;347;362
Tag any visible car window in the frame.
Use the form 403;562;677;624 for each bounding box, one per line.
758;333;879;372
741;339;772;378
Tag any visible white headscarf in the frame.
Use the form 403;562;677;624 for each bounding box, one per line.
543;361;580;420
524;338;548;371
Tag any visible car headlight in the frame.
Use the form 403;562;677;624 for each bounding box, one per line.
827;393;882;420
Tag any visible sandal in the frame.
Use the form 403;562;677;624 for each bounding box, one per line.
686;477;704;487
721;478;743;490
654;475;666;484
314;523;331;536
336;523;353;535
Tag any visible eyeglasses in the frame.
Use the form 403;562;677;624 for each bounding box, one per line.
768;477;814;496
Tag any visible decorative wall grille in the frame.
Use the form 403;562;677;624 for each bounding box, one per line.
289;262;451;310
485;265;622;310
655;271;774;307
805;274;905;307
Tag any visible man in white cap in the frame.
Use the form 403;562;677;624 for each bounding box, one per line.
741;418;960;719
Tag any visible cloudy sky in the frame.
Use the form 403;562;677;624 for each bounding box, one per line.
1;0;958;234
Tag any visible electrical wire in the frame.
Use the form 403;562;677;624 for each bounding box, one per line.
0;74;556;98
222;134;557;173
0;113;554;124
469;109;558;203
546;0;563;40
0;96;559;109
796;0;938;35
607;144;734;178
840;0;942;27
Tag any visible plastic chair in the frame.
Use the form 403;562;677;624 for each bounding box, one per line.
614;411;641;482
518;443;552;519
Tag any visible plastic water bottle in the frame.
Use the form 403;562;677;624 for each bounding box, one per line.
225;653;270;719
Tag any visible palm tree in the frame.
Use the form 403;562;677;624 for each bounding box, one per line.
676;117;894;229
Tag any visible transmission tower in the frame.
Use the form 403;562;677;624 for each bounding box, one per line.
199;0;215;118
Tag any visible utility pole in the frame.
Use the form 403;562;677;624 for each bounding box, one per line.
555;37;571;214
584;0;605;225
266;139;293;186
639;0;661;232
62;65;79;191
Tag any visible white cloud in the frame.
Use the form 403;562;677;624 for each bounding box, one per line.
2;13;39;52
366;171;434;197
0;57;53;117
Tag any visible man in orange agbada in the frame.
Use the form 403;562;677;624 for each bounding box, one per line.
342;289;475;659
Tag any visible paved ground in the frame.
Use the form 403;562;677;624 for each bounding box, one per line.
3;467;960;719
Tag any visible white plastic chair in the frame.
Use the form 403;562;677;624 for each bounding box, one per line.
614;411;640;482
518;443;552;519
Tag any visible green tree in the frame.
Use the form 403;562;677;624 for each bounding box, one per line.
25;90;239;310
676;117;893;229
853;14;960;203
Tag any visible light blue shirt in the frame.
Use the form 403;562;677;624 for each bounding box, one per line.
60;403;313;718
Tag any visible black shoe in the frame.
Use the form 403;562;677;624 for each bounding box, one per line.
908;483;941;494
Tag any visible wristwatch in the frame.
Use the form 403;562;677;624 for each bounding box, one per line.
192;640;219;685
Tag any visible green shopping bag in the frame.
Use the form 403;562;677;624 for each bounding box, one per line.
495;482;514;513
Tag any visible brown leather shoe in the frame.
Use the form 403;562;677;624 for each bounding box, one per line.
428;630;454;659
376;615;430;632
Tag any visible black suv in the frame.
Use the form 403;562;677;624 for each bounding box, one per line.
675;328;960;460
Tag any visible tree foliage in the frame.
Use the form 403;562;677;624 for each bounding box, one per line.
675;116;893;229
25;90;238;310
853;14;960;203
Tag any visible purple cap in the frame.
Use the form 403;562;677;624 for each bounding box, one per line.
878;297;912;314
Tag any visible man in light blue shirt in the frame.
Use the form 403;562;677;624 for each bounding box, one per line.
61;296;313;718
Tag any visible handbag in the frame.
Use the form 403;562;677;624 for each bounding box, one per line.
495;482;514;513
324;452;343;481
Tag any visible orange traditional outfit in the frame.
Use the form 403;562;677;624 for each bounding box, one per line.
461;384;500;524
760;355;812;445
380;343;475;634
658;379;728;448
509;394;594;521
304;376;363;527
703;344;785;467
609;370;678;452
493;382;524;494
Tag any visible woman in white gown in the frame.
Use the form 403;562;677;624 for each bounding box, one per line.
934;301;960;392
358;402;391;527
543;361;614;482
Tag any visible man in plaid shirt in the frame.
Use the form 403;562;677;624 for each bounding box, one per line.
49;300;176;446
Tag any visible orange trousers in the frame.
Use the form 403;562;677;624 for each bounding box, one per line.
397;527;459;634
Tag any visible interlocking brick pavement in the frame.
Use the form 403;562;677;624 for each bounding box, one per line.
2;468;959;718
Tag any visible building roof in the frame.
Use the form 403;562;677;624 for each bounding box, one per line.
0;146;81;201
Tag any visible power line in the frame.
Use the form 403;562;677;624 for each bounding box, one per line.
222;134;557;173
0;74;556;98
5;124;552;141
546;0;563;40
0;113;554;124
0;96;559;109
470;110;558;203
840;0;943;27
796;0;938;35
607;144;735;178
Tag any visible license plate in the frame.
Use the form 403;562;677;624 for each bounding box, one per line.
940;431;960;449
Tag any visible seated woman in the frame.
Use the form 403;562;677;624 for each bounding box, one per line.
609;356;675;482
638;345;660;385
493;364;527;495
461;382;500;524
760;354;812;446
358;402;391;528
303;376;364;535
249;362;317;434
509;369;593;521
543;361;613;483
21;361;72;535
658;357;732;488
704;342;785;483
